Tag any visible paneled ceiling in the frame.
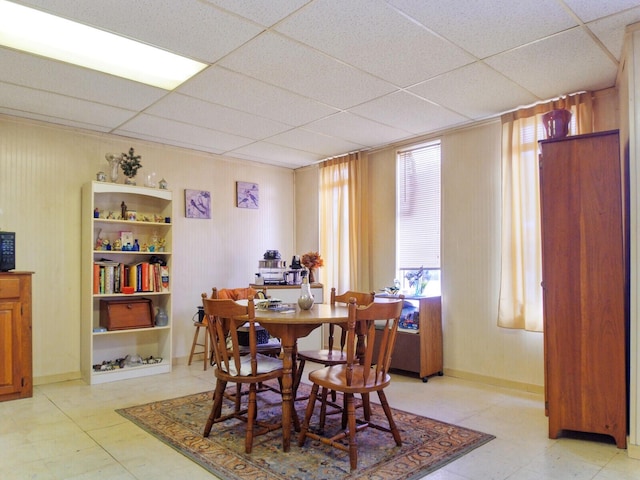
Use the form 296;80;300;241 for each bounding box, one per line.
1;0;639;169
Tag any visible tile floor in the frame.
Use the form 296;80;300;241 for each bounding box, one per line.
1;363;639;480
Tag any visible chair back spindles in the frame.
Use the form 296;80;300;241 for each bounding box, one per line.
346;298;403;386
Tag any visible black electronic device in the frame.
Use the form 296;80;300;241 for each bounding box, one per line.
0;231;15;272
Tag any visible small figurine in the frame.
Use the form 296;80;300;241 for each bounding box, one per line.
94;208;100;218
141;243;148;252
113;238;122;251
106;211;115;220
102;239;111;251
157;238;166;252
95;238;103;250
121;201;127;220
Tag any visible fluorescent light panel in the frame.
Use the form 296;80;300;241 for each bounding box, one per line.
0;0;207;90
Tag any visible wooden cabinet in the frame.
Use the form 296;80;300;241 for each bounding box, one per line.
81;182;173;384
374;295;443;382
539;130;627;448
0;272;33;402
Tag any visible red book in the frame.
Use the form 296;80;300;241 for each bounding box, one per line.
93;263;100;294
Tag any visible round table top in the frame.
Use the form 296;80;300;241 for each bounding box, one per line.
254;302;349;324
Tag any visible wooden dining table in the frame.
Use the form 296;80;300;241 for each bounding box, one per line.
254;302;349;452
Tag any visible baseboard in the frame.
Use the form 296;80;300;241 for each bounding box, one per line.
628;441;640;459
444;368;544;395
34;371;82;386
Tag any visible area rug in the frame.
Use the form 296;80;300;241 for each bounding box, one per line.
117;383;494;480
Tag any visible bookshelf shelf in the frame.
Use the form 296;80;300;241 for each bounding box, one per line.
92;325;171;336
81;181;173;385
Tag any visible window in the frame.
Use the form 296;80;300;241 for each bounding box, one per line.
396;141;441;292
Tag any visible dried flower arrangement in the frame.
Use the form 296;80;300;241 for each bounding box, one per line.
301;251;324;283
301;251;324;270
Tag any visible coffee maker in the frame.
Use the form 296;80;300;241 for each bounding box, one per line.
286;255;303;285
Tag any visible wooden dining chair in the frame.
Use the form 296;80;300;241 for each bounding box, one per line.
202;295;285;453
189;287;270;371
298;297;404;470
293;288;375;431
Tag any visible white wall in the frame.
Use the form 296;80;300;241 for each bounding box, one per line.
369;121;544;391
0;115;295;384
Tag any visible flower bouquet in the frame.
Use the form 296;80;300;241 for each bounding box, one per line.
301;251;324;283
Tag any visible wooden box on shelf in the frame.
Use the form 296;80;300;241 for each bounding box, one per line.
99;298;153;331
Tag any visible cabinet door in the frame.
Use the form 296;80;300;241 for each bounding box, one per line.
0;300;23;397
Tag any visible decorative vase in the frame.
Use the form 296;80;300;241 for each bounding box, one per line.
105;153;121;182
155;307;168;326
542;109;572;139
298;276;315;310
308;269;316;284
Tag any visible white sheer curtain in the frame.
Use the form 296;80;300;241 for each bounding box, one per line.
498;93;593;331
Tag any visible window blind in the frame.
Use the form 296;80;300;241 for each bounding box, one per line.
397;141;441;270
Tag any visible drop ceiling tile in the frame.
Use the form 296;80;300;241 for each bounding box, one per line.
177;66;339;125
145;94;291;140
388;0;576;59
203;0;311;27
349;91;469;135
0;48;166;110
275;0;474;87
219;32;397;109
563;0;640;23
485;28;618;100
229;141;323;168
115;114;253;153
266;128;365;157
306;112;413;146
587;6;640;59
15;0;263;63
0;107;113;133
408;63;539;119
0;82;136;128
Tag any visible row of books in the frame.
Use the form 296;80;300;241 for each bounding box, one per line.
93;260;169;294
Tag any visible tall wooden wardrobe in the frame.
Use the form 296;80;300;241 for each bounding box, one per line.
539;130;627;448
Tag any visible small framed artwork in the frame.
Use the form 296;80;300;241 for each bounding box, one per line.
120;231;134;249
236;181;259;209
185;189;211;219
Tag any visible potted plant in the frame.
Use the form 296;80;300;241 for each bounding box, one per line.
121;147;142;185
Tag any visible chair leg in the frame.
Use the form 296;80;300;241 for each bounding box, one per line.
234;383;242;412
293;358;305;400
203;327;209;370
319;387;329;433
204;380;227;437
377;390;402;446
244;383;257;453
346;393;358;471
361;392;371;421
298;383;320;446
188;324;201;366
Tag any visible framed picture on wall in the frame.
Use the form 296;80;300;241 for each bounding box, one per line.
185;189;211;219
236;181;259;209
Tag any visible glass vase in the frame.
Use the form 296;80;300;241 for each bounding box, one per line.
298;276;315;310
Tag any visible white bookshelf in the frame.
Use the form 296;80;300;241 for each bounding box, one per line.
81;181;172;384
